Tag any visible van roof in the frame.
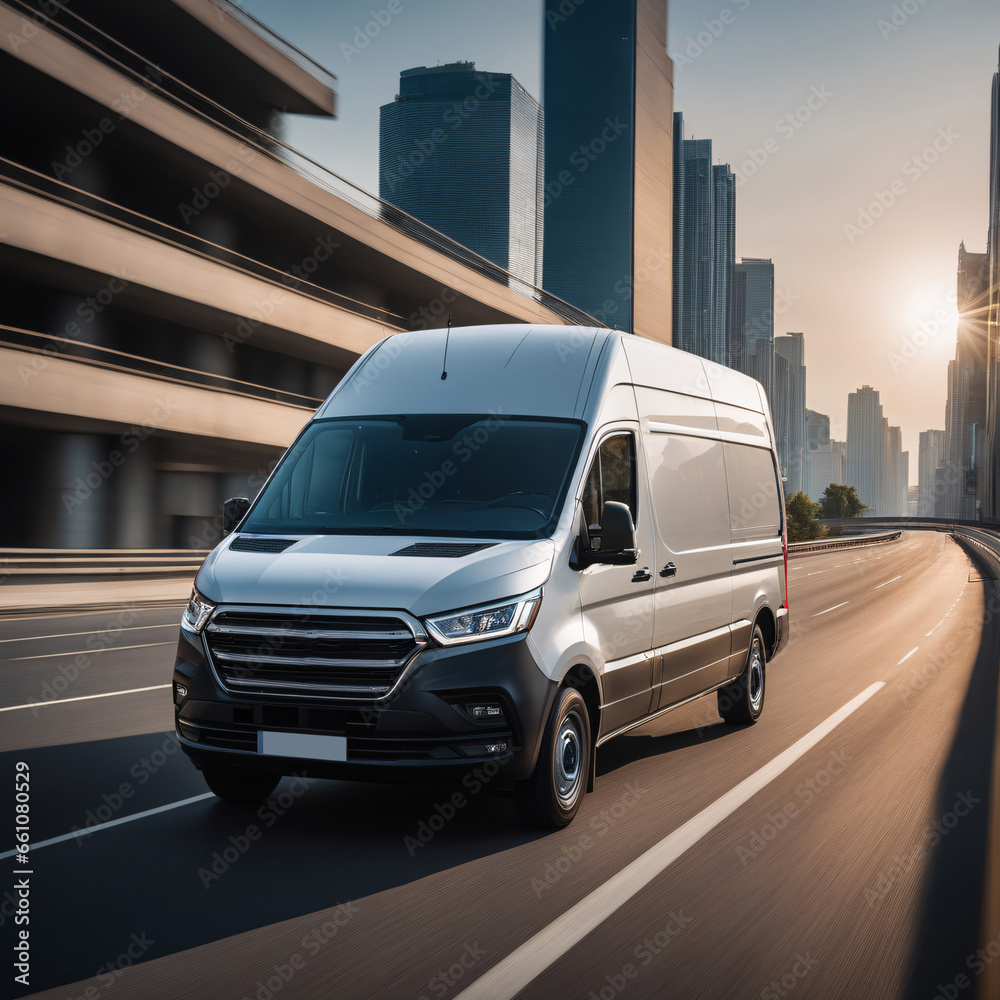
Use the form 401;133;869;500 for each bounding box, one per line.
317;325;767;421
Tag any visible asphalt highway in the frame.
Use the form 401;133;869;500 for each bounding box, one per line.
1;531;998;1000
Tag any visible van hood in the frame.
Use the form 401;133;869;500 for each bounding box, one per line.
195;533;556;618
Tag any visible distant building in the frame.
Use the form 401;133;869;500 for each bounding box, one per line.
773;333;806;494
982;47;1000;517
886;424;908;517
918;429;947;516
543;0;673;338
939;243;989;518
806;410;838;502
379;62;544;287
846;386;886;517
670;113;735;366
735;258;775;399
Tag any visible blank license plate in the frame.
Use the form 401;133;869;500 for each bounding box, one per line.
257;731;347;762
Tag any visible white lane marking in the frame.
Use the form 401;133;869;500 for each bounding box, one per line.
0;684;171;713
7;642;172;661
0;793;214;859
454;682;886;1000
875;576;903;590
0;604;184;623
926;580;968;637
0;624;177;644
898;648;919;664
812;602;849;617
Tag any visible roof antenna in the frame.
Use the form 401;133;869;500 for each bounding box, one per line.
441;302;452;380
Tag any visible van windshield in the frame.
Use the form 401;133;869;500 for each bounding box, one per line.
241;414;585;539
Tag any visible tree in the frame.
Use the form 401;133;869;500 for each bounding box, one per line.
818;484;870;520
785;491;825;542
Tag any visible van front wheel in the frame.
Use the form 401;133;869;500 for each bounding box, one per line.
515;687;591;828
718;625;766;725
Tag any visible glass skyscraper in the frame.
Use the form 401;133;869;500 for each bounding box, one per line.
379;62;544;288
986;47;1000;517
671;113;734;367
542;0;673;339
736;257;775;399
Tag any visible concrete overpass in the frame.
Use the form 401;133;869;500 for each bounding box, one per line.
0;0;598;549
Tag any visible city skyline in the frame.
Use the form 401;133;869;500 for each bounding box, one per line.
230;0;999;484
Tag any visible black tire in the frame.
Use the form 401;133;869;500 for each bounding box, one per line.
515;686;591;828
718;624;766;725
202;766;280;804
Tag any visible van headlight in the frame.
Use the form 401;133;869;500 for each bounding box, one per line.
425;589;542;646
181;589;216;635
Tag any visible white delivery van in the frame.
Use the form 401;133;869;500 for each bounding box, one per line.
174;326;788;827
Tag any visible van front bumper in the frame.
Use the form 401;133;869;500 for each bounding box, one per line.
173;628;558;784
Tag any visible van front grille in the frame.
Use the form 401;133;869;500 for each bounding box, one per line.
204;606;426;700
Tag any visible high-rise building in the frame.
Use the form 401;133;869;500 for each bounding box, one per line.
846;385;886;517
543;0;673;339
918;429;947;516
713;166;736;364
669;113;735;366
886;424;908;517
983;47;1000;517
774;333;806;494
806;410;837;503
379;63;544;287
940;243;989;518
735;258;775;398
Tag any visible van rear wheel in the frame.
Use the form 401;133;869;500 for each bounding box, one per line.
202;765;280;804
718;625;766;725
515;687;591;828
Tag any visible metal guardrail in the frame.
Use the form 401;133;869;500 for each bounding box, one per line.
820;517;1000;580
787;531;902;555
0;549;209;577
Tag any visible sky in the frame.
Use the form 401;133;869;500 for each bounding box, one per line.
238;0;1000;486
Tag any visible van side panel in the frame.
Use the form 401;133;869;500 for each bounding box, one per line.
633;387;735;710
725;440;785;675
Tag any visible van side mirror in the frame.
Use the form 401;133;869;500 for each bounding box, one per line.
222;497;251;536
575;501;639;567
599;501;639;563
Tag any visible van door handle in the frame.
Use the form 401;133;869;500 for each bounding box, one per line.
659;562;677;578
632;568;651;583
